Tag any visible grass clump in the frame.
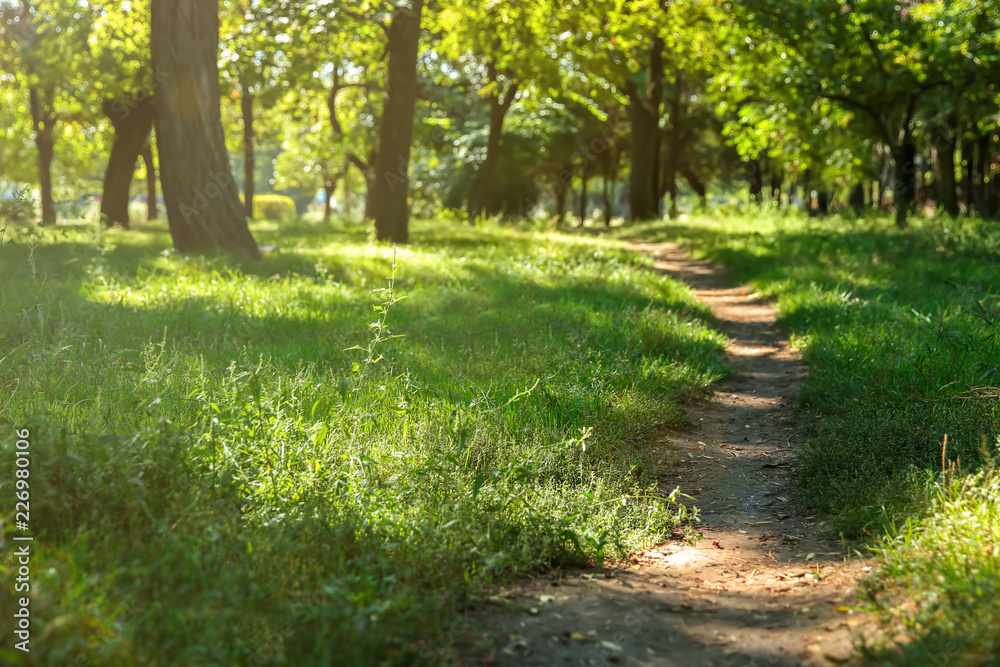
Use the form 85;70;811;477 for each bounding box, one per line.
0;217;725;665
861;445;1000;666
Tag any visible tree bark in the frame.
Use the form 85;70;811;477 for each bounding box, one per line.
100;95;155;228
151;0;260;259
930;125;958;217
578;164;589;224
371;0;423;243
241;80;255;219
140;142;158;221
28;84;56;226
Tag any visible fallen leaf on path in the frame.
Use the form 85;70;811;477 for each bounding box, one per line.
601;641;623;652
738;529;748;534
806;552;816;561
697;441;707;447
835;606;852;613
712;540;723;549
571;633;586;640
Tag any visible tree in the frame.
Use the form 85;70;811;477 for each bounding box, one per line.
370;0;424;243
735;0;994;226
0;0;95;225
150;0;260;258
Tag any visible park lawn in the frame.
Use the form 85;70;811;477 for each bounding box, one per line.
618;210;1000;664
0;217;726;666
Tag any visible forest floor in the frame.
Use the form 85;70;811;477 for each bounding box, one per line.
456;243;875;666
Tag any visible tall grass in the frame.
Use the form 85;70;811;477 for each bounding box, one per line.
0;217;725;665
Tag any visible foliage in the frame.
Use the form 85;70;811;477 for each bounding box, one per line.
242;193;297;220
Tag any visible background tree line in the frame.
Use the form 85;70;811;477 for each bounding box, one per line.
1;0;998;257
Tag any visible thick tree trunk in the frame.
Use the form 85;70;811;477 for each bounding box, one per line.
151;0;260;258
28;85;56;226
101;95;155;228
769;171;782;205
241;81;255;219
140;142;158;221
893;141;917;228
626;32;665;221
931;126;958;217
371;0;423;243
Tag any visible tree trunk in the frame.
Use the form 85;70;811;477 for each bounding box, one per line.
371;0;423;243
664;71;684;219
769;171;782;205
975;133;988;215
816;187;829;215
100;95;155;228
342;154;352;220
151;0;260;259
602;170;612;227
28;84;56;226
930;126;958;217
849;182;865;214
893;140;917;228
746;159;763;202
579;165;589;224
241;80;255;219
961;136;974;214
626;31;666;221
679;164;707;208
140;142;158;221
323;179;335;222
472;62;517;219
555;182;568;225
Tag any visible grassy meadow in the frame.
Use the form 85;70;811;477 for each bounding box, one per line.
0;217;726;665
617;210;1000;664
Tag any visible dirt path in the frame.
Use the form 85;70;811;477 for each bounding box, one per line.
456;243;871;666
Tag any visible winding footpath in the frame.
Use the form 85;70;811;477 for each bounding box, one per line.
458;243;873;667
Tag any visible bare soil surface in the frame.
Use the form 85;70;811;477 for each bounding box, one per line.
453;243;872;667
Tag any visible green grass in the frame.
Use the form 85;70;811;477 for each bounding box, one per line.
613;209;1000;664
0;217;726;666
